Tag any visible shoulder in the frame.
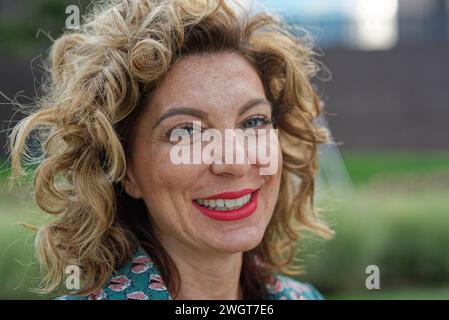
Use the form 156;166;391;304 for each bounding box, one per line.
56;246;171;300
265;274;325;300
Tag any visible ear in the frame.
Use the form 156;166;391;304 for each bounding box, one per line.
122;164;143;199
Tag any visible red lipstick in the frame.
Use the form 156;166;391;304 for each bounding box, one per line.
204;188;256;200
192;189;259;221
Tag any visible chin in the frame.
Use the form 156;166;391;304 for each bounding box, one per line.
203;225;266;254
191;201;274;254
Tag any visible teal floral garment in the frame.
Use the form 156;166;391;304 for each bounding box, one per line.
57;246;323;300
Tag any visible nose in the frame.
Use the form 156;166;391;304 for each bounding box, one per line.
210;160;251;177
210;131;251;177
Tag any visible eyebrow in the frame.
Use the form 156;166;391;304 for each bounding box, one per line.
238;98;272;116
152;107;208;129
152;97;272;129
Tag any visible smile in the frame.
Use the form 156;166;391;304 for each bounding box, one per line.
192;188;260;221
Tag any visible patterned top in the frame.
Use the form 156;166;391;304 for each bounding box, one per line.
57;246;324;300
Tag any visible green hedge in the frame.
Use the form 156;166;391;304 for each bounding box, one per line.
300;188;449;296
1;157;448;298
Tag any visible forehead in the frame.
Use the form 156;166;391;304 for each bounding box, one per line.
149;52;266;112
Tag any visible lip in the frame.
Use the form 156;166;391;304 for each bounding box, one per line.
148;274;167;291
200;188;256;200
108;275;131;292
126;291;149;300
192;189;260;221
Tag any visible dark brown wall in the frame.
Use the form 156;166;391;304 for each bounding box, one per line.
0;53;47;159
317;44;449;151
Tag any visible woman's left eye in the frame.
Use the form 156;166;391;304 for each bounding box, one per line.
241;116;271;129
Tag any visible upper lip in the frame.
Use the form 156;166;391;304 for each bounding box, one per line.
196;188;257;200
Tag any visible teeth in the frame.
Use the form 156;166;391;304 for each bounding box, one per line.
224;199;235;208
195;193;253;210
216;199;224;208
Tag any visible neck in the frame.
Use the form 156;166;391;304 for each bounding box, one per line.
161;239;244;300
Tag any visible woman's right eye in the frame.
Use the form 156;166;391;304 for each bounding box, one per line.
172;127;193;137
167;124;202;141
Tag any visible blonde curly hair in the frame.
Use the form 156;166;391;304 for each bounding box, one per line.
8;0;333;298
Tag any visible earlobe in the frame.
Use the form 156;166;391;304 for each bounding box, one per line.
123;169;143;199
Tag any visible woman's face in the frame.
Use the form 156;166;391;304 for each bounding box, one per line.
124;52;282;255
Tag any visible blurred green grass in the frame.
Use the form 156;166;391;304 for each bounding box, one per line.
302;151;449;299
1;151;449;299
302;187;449;299
0;0;93;58
327;287;449;300
0;183;43;299
342;151;449;186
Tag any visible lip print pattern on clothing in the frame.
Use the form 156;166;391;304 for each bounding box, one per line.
57;246;325;300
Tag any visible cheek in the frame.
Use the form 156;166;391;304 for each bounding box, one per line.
265;149;282;209
135;144;201;212
266;143;282;187
267;170;282;208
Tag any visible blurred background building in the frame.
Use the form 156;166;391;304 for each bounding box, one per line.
1;0;449;153
258;0;449;151
0;0;448;299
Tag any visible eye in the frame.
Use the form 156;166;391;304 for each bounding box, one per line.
241;116;272;129
167;123;202;141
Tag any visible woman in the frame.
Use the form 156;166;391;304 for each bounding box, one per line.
8;0;333;300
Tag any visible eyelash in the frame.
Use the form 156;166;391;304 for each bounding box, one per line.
166;116;273;140
166;123;203;139
241;116;272;129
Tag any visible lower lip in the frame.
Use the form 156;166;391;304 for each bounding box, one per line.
192;190;260;221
